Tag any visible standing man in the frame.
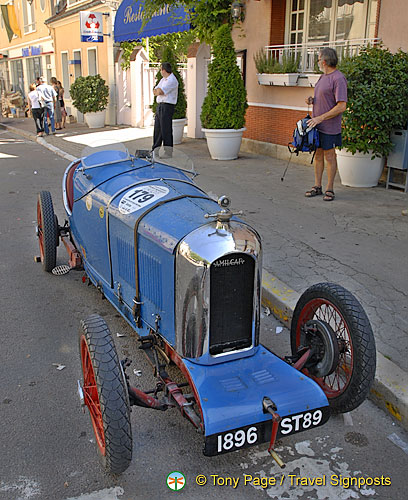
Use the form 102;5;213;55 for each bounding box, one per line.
37;76;57;135
152;62;178;157
305;48;347;201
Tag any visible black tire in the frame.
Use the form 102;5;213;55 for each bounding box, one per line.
79;314;132;474
290;283;376;413
37;191;57;272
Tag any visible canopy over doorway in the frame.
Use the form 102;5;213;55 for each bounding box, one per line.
114;0;191;42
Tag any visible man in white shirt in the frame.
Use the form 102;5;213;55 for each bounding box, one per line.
152;62;179;156
37;76;57;135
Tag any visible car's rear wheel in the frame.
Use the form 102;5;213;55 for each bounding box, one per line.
37;191;58;272
290;283;376;413
79;314;132;474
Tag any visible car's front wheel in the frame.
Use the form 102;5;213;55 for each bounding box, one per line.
79;314;132;474
290;283;376;413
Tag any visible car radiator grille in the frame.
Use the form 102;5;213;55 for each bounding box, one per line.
209;253;254;355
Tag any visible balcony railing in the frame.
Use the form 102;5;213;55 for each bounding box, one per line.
265;38;380;73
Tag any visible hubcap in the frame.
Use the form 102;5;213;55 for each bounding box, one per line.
296;298;353;398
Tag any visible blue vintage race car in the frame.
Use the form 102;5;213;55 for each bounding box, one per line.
36;144;376;474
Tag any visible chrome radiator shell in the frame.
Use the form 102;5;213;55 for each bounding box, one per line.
175;221;262;365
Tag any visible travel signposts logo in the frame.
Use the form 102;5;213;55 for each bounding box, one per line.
166;471;186;491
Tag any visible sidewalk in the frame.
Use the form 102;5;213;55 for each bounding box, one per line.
1;117;408;431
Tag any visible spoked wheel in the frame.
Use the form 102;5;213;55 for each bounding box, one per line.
79;314;132;474
36;191;58;272
290;283;376;413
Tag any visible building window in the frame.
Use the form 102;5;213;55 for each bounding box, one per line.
40;0;46;12
10;59;24;96
61;52;70;98
287;0;378;45
366;0;378;38
26;57;42;85
22;0;36;34
73;50;82;79
88;48;97;76
46;55;52;83
0;62;11;93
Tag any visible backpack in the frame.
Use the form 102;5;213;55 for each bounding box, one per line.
288;114;320;163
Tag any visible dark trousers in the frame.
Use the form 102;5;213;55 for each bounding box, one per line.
152;102;175;150
32;108;44;134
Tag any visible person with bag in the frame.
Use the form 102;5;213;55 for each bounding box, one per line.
304;48;347;202
36;76;57;135
57;81;67;128
27;83;44;137
50;77;63;130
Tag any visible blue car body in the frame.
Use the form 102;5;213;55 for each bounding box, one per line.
63;148;330;454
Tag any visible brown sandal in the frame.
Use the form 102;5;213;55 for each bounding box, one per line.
305;186;322;197
323;190;335;201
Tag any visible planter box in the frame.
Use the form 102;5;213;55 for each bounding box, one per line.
337;149;385;187
305;74;322;87
257;73;299;86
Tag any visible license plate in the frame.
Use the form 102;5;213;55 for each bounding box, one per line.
203;406;330;456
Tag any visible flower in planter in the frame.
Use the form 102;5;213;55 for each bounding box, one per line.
254;49;300;74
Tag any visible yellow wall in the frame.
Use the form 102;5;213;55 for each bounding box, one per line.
0;0;52;50
51;10;110;86
49;8;116;123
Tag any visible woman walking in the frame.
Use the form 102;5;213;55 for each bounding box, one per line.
58;81;67;128
51;77;63;130
27;83;44;137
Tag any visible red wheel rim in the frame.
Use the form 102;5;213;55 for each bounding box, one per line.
37;201;44;261
80;336;106;455
295;298;353;398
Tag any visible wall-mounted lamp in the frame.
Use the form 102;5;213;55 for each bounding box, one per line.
231;0;245;23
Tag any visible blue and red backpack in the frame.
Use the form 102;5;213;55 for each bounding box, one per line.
288;114;320;163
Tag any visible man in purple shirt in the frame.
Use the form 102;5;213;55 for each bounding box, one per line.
305;48;347;201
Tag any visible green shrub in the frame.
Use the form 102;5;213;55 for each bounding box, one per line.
151;46;187;119
254;50;300;74
69;74;109;114
200;24;248;129
338;45;408;157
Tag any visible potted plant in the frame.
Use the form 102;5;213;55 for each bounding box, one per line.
201;24;248;160
254;49;300;86
152;46;187;144
337;46;408;187
70;74;109;129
